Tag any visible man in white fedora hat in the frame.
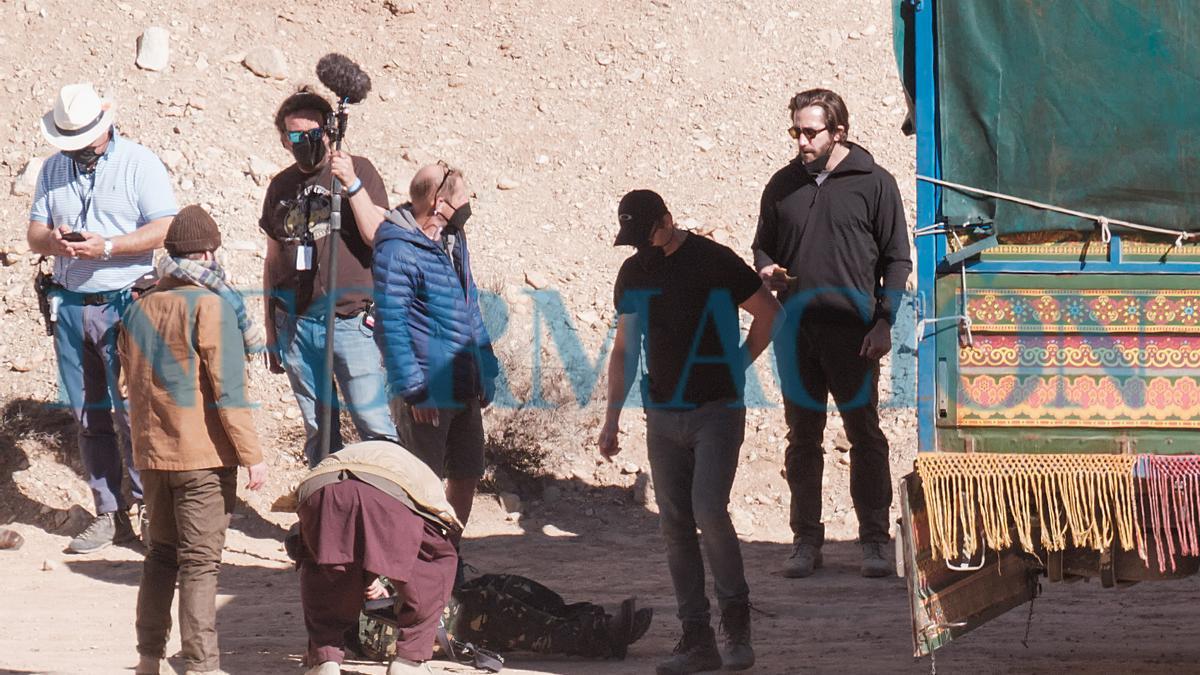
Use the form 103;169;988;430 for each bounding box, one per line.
26;82;178;555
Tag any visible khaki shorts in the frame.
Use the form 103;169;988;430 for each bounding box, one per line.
392;398;486;480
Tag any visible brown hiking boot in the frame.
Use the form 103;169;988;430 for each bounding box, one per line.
861;542;892;578
656;621;722;675
718;601;754;671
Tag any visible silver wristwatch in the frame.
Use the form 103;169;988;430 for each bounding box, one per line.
100;237;113;261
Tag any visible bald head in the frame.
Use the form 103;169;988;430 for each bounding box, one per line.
410;162;467;216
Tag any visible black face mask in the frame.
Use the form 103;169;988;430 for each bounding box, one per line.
633;224;670;270
65;145;103;174
803;142;837;175
291;137;328;173
445;202;472;233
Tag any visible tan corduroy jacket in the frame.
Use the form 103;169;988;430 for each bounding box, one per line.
117;277;263;471
297;440;463;533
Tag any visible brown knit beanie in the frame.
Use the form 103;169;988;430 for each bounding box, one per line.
164;204;222;255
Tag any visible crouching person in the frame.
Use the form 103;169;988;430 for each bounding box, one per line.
119;205;268;675
296;440;461;675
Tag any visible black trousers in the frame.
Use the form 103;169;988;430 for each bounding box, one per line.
778;321;892;545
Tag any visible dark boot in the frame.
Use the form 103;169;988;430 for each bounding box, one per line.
718;602;754;671
605;597;638;659
783;542;822;578
592;597;655;659
861;542;892;578
630;607;653;644
656;621;722;675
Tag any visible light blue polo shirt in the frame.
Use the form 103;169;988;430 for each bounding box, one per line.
29;129;178;293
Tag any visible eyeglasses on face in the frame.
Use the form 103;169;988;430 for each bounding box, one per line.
788;125;827;141
287;127;324;145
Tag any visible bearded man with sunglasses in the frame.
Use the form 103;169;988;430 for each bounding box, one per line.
752;88;911;580
260;87;397;468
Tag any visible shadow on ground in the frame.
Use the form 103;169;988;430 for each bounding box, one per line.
14;400;1200;673
0;398;81;532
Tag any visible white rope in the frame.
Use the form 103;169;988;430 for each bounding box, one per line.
913;221;991;238
917;175;1197;243
913;224;950;237
915;314;972;350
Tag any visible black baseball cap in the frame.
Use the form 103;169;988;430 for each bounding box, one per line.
615;189;669;247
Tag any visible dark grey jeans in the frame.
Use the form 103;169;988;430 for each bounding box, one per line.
645;400;749;624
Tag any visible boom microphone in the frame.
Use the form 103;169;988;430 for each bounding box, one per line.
316;53;372;104
313;53;372;465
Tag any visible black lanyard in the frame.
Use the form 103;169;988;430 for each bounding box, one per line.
70;160;97;231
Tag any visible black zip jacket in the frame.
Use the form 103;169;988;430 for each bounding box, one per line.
752;142;911;326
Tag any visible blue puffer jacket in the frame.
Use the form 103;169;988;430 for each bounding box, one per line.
372;206;498;407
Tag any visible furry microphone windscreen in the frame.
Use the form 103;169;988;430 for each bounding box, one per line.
316;53;372;104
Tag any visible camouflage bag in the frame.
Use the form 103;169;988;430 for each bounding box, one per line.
349;573;647;665
444;574;630;658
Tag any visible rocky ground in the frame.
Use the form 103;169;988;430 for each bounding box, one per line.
0;0;917;547
3;0;1198;674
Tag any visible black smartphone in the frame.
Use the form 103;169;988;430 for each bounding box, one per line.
62;231;86;242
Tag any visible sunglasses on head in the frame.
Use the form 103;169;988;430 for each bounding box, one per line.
434;159;463;198
287;128;324;145
788;125;827;141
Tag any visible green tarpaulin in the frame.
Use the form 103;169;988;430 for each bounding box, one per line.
923;1;1200;235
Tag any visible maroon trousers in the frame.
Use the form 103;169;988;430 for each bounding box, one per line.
298;480;457;665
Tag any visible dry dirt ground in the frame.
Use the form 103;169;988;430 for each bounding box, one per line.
3;0;1200;673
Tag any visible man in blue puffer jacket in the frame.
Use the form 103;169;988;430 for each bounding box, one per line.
332;155;498;538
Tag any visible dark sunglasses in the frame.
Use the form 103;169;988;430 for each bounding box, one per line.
287;128;324;145
788;125;827;141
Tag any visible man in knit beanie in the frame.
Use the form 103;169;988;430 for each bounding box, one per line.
118;205;268;675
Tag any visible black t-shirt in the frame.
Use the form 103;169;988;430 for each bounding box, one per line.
259;156;387;316
613;233;762;409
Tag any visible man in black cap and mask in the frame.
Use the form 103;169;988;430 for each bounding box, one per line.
752;88;912;580
598;190;780;675
259;86;397;468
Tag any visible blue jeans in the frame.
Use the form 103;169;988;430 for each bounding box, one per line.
645;400;750;624
52;291;141;514
275;311;397;467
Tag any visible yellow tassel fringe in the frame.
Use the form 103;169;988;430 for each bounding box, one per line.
917;453;1142;561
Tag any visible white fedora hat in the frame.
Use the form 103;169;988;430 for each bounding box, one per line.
40;83;116;151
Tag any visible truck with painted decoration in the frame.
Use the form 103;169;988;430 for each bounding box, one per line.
895;0;1200;659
